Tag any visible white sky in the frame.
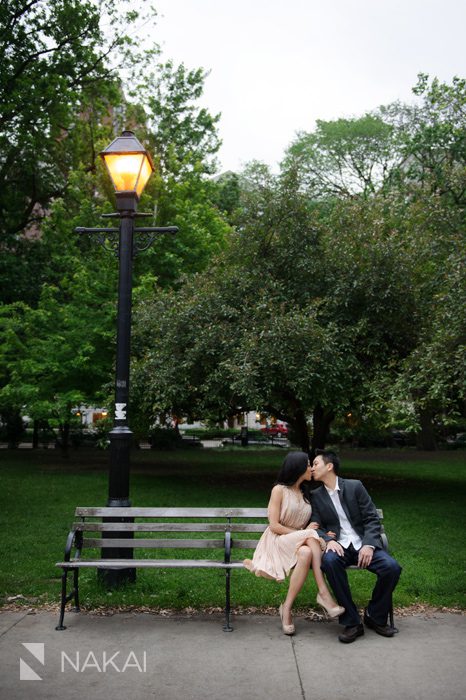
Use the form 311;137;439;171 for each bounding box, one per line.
149;0;466;172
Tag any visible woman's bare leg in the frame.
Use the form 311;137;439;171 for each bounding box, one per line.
306;537;339;607
281;545;312;625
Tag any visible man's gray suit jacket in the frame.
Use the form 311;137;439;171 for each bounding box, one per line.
310;478;383;549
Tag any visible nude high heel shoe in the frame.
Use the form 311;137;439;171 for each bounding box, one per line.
279;604;295;635
316;593;345;619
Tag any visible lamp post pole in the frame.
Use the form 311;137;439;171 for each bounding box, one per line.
76;130;177;588
100;196;137;588
108;199;136;510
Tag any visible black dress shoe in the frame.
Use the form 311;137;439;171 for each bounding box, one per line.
338;624;364;644
363;610;396;637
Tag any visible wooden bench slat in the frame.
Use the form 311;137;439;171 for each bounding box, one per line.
56;559;247;569
74;506;382;519
83;538;226;549
73;522;268;533
231;539;261;549
75;507;268;518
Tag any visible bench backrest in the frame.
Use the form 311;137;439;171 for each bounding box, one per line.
70;507;384;554
72;507;268;553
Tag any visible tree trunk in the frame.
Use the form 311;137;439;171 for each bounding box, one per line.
310;404;335;459
416;408;437;451
32;420;39;449
58;421;70;455
290;408;310;455
5;409;23;448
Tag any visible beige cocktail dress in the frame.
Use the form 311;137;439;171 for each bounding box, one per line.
243;484;319;582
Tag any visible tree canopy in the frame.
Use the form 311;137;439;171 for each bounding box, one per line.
132;75;466;452
0;11;464;457
0;0;230;445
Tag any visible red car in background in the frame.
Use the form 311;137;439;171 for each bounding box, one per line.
260;423;288;437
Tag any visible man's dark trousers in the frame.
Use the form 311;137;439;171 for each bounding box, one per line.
321;544;401;627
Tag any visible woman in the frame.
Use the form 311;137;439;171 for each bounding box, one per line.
244;451;344;634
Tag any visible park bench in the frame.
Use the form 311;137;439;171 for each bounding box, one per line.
55;506;394;632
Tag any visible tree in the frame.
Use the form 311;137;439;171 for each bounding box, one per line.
132;72;466;452
283;73;466;207
0;262;117;450
130;60;230;287
279;75;466;448
379;75;466;447
0;0;152;239
401;74;466;206
133;60;222;180
0;0;157;307
379;190;466;448
0;14;231;440
283;114;404;198
131;165;359;453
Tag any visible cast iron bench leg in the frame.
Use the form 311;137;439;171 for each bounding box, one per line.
72;568;80;612
223;568;233;632
55;569;68;631
389;596;398;633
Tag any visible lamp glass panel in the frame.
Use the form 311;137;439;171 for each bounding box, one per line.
103;153;145;192
135;155;154;197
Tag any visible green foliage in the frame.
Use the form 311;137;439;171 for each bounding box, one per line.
2;47;464;458
133;75;466;451
283;114;402;197
406;74;466;204
132;164;349;450
0;3;229;434
148;426;182;450
131;60;230;287
136;174;231;288
0;263;116;429
0;0;153;240
135;60;221;179
0;0;159;307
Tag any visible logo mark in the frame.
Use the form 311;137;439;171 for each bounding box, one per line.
115;403;127;420
20;643;45;681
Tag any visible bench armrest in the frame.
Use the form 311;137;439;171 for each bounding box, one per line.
63;529;82;562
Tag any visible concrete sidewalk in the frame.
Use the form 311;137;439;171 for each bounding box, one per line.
1;610;465;700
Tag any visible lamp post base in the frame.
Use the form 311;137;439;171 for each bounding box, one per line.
99;427;136;588
97;567;136;589
98;506;136;589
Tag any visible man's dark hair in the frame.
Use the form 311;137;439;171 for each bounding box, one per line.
317;450;340;475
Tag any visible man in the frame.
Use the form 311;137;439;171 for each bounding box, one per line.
310;450;401;643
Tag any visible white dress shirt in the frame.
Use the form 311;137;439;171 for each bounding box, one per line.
324;478;363;550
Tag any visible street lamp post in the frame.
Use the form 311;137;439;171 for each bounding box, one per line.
77;130;177;587
99;131;155;513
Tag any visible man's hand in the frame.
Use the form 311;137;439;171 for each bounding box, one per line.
357;545;374;568
325;540;344;557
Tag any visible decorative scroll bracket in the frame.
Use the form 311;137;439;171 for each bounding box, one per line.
75;214;178;258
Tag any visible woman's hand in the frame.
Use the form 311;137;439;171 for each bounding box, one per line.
307;521;320;530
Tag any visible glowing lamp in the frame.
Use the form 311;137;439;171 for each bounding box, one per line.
100;131;154;206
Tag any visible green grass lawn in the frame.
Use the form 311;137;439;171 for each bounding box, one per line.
0;447;465;614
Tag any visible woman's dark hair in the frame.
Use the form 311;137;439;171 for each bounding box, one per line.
276;451;311;503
